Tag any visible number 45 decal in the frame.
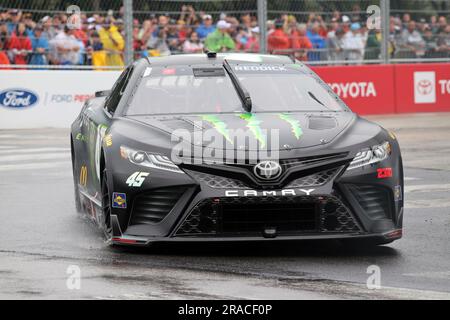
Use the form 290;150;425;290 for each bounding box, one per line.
126;172;149;187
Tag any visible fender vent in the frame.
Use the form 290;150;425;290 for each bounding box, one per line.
130;187;187;225
308;117;337;130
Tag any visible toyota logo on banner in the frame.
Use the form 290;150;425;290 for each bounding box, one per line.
414;71;436;104
253;161;282;180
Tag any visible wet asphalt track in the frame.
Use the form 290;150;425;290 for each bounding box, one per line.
0;113;450;299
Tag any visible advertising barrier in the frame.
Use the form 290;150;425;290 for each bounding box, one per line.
312;63;450;115
0;63;449;129
0;70;121;129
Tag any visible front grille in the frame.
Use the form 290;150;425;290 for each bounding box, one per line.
129;187;187;225
346;184;392;220
286;167;342;188
280;153;348;170
186;170;248;189
175;195;361;237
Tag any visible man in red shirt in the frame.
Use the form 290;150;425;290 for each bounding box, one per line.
268;19;290;54
7;22;32;65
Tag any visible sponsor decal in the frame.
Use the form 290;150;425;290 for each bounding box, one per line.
278;113;303;140
0;88;39;108
328;82;377;99
76;133;87;142
394;185;402;201
414;71;436;104
388;131;396;140
377;168;393;179
238;113;266;148
254;161;282;180
126;172;149;187
225;188;315;197
79;165;88;186
112;192;127;209
201;115;233;144
104;134;112;147
234;65;287;72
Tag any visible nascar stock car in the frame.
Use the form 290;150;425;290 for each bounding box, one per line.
71;52;404;247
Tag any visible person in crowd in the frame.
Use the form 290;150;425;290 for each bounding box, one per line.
327;27;346;61
29;24;49;66
6;9;21;34
423;25;440;58
87;31;107;68
268;19;290;54
0;38;10;66
196;14;215;40
437;24;450;56
49;26;80;65
7;22;32;65
182;31;203;53
204;20;235;52
146;27;171;56
307;21;326;61
98;18;124;66
364;27;381;60
343;22;365;62
291;23;312;61
398;21;426;58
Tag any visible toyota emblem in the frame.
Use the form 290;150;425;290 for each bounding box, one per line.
254;161;282;180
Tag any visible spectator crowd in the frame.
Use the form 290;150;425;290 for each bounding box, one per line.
0;5;449;68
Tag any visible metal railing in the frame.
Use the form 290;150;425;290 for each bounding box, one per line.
0;0;448;70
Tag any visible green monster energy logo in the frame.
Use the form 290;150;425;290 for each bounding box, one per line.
201;115;233;144
278;113;303;140
238;113;266;148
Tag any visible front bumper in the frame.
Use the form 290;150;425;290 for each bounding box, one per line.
108;156;404;245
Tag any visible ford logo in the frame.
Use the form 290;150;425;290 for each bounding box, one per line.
254;161;282;180
0;88;39;108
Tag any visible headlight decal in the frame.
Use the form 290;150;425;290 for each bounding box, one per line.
347;141;391;170
120;145;184;173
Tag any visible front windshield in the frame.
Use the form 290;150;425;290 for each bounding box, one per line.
126;64;345;115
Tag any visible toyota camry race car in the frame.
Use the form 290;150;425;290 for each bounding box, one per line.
71;53;404;247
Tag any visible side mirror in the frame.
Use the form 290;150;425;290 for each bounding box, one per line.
95;90;111;98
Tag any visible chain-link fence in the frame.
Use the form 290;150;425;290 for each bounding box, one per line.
0;0;449;69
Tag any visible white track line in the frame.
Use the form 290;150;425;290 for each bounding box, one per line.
0;147;70;155
0;161;70;171
0;152;70;162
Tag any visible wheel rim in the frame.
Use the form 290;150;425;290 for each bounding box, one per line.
101;172;113;240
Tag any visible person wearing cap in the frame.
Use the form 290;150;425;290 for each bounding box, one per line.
196;14;215;40
98;18;124;66
204;20;235;52
327;27;346;61
268;19;290;54
6;9;21;35
29;24;49;66
342;22;365;62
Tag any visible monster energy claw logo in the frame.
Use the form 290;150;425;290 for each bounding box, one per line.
201;115;233;144
278;113;303;140
238;113;266;148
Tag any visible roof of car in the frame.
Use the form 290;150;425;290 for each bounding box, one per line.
145;53;299;66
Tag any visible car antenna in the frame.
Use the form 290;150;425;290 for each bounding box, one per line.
223;59;252;113
204;49;217;59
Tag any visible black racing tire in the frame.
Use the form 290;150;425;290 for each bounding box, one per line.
101;170;113;242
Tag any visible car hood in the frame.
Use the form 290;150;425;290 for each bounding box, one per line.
126;112;356;151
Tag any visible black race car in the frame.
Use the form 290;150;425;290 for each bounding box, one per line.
71;53;404;246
